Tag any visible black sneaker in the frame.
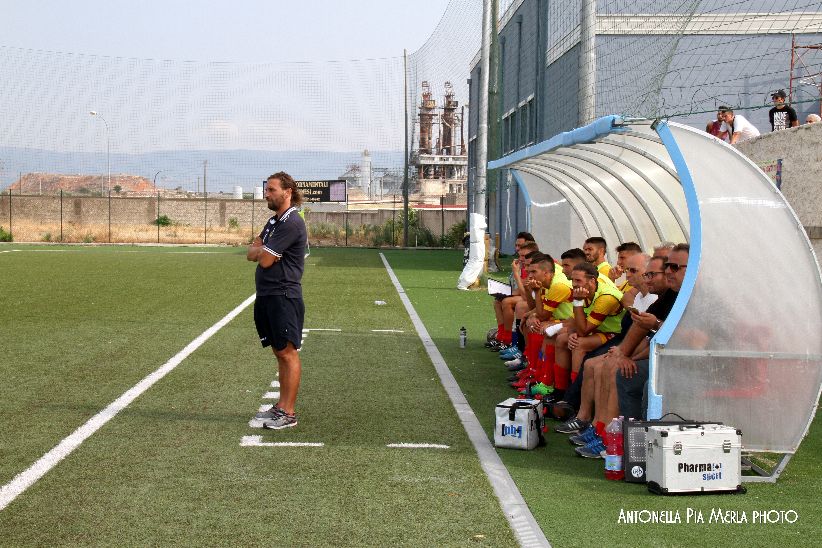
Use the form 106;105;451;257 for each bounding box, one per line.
554;416;591;434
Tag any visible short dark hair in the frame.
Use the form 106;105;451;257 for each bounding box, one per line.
529;253;555;269
672;243;690;253
561;248;586;261
267;171;303;207
616;241;642;253
572;262;599;279
516;232;535;241
718;106;732;113
584;236;607;250
524;250;541;261
519;241;539;253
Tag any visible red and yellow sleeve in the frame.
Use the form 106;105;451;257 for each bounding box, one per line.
542;283;572;314
587;295;621;326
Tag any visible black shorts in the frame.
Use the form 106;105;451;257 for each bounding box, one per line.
254;294;304;351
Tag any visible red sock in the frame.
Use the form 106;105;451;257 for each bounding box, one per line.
525;333;542;366
553;363;569;390
496;323;504;340
499;327;511;345
595;421;606;439
539;345;555;385
570;371;578;383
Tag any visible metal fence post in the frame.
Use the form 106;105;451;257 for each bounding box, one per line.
441;195;445;247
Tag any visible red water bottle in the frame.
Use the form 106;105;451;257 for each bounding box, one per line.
604;416;624;480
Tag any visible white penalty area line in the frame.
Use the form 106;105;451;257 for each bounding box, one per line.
378;253;550;548
371;329;405;333
0;293;257;513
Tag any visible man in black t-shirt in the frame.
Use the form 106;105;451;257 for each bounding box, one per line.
612;244;690;421
769;90;798;132
247;172;307;430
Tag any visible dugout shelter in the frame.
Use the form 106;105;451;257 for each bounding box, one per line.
488;115;822;480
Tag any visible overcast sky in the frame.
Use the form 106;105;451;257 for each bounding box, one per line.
0;0;452;62
0;0;483;188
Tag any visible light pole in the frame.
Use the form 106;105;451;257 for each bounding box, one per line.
153;170;164;193
89;111;110;195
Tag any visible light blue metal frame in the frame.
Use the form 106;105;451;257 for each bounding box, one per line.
646;119;702;419
510;170;531;231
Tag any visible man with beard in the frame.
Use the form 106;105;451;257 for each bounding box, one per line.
247;172;308;430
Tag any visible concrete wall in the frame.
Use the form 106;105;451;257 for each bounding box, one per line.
735;122;822;260
0;194;467;242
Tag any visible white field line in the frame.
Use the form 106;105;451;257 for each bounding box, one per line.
262;392;280;399
371;329;405;333
379;253;550;548
0;293;257;513
240;436;323;448
1;249;65;253
270;380;280;388
386;443;450;449
304;328;341;332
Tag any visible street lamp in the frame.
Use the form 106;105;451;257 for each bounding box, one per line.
89;111;110;195
153;170;164;194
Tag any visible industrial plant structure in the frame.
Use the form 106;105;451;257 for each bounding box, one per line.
413;81;468;197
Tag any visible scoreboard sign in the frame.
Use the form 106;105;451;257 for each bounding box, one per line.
295;179;347;203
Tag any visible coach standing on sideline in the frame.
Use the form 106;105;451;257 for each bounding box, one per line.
247;172;307;430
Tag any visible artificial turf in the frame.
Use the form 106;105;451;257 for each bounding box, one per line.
0;245;515;547
1;244;818;547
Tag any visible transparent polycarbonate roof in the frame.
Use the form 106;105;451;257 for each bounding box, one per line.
488;116;822;453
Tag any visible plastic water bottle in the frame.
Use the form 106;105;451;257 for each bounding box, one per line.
459;326;467;348
604;416;625;481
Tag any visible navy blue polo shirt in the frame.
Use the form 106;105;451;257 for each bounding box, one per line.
255;206;307;298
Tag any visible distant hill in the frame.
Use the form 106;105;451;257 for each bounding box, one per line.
0;147;405;193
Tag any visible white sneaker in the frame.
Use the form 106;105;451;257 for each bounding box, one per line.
504;357;523;370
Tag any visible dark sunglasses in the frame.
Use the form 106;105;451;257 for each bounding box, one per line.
664;262;687;272
643;271;664;279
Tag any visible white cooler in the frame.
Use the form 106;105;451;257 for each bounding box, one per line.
646;424;746;495
494;398;544;450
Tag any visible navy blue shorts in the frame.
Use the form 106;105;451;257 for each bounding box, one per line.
254;294;304;351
